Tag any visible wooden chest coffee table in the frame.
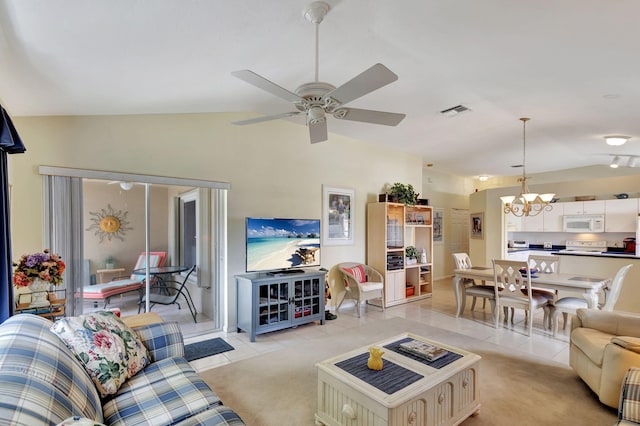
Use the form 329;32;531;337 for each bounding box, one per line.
315;333;481;426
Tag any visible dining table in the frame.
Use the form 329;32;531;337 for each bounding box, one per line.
453;266;611;317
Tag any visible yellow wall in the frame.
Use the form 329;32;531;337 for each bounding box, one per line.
8;113;423;327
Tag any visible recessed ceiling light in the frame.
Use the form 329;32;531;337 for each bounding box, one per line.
605;135;630;146
478;175;489;181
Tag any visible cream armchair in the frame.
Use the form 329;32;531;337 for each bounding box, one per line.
570;308;640;408
333;263;384;318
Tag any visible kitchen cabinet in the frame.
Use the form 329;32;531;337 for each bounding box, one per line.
543;202;564;232
563;200;605;215
605;198;639;232
506;214;522;231
522;212;544;232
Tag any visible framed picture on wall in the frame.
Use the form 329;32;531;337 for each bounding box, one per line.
470;212;484;240
322;185;354;246
433;208;444;243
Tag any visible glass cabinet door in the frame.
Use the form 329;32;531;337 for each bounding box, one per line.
293;277;321;321
258;281;289;325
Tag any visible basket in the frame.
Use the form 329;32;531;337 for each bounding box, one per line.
575;195;596;201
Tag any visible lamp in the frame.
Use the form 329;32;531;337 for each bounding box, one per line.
500;118;555;217
610;156;621;168
119;182;134;191
605;135;630;146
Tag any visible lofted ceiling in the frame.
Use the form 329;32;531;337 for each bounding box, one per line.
0;0;639;180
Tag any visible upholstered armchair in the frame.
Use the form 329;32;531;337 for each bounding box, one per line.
570;308;640;408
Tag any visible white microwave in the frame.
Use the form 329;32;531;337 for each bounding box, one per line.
563;215;605;233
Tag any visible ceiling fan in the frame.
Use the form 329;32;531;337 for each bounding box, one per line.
108;181;140;191
231;1;406;144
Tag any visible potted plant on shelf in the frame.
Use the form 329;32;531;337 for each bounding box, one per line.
105;255;116;269
387;183;418;205
405;246;418;265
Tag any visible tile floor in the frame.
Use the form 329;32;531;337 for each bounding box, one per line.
109;276;573;373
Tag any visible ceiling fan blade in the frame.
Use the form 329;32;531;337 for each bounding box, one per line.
231;70;303;103
325;63;399;106
333;107;406;126
309;120;328;144
232;111;301;126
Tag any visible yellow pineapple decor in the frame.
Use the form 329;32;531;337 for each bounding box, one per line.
367;347;384;371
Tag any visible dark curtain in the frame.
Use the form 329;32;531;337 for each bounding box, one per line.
0;106;26;323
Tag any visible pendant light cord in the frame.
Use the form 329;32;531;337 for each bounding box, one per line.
521;117;530;182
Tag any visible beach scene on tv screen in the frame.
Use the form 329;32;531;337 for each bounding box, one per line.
246;218;320;272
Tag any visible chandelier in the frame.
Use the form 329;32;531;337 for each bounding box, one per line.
500;118;555;217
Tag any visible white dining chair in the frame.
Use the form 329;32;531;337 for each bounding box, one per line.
493;259;551;337
452;253;495;315
526;255;560;329
550;264;632;337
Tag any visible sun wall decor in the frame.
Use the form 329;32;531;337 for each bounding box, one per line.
86;204;133;243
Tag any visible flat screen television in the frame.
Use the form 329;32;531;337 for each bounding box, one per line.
246;217;321;273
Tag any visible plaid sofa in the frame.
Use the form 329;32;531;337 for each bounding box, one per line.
618;368;640;425
0;314;245;426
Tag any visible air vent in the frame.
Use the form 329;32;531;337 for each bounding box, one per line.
440;104;471;117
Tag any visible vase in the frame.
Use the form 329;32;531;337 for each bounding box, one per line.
28;278;51;308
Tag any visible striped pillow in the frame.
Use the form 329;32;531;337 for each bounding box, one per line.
343;265;366;287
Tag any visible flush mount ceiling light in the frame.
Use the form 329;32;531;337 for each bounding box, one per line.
605;135;630;146
500;118;555;217
478;175;489;181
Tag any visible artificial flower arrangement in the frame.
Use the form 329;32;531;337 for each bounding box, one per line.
13;249;66;287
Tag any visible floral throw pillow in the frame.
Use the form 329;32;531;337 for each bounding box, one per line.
51;311;151;397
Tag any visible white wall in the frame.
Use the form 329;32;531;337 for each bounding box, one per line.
8;113;423;329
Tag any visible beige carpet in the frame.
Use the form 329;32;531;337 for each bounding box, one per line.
199;317;617;426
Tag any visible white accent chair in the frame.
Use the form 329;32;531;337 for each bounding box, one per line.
551;263;632;337
335;263;384;318
492;259;551;337
452;253;495;315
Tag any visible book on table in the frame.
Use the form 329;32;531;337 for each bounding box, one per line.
399;340;448;362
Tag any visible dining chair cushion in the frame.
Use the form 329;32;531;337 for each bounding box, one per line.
51;311;151;397
342;264;366;286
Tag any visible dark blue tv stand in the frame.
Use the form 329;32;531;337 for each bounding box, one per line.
235;270;325;341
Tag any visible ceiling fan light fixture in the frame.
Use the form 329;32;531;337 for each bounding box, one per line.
501;117;555;217
605;135;630;146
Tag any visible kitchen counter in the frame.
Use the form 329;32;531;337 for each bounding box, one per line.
554;251;640;259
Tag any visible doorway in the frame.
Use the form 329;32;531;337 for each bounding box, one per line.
40;166;229;338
